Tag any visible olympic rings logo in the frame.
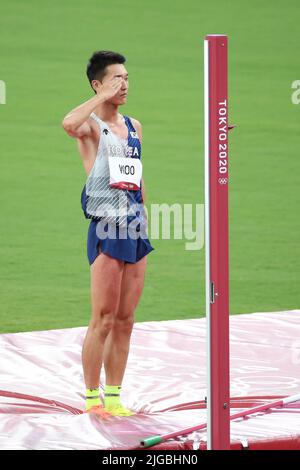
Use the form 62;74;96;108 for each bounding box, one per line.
218;178;228;185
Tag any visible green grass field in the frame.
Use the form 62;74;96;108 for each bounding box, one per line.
1;0;299;333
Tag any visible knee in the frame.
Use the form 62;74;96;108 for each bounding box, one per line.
114;314;135;334
90;307;116;338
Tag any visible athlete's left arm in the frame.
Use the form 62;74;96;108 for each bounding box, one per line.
131;118;146;204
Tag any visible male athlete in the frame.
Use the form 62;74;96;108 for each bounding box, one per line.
62;51;154;417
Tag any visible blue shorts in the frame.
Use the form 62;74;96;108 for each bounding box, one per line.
87;219;154;265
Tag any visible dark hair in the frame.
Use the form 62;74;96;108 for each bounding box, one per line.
86;50;126;93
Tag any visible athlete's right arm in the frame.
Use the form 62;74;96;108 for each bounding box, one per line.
61;77;122;139
62;94;103;138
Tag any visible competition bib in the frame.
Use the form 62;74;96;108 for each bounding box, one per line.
109;157;142;191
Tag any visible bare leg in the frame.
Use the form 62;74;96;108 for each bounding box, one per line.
81;253;124;388
103;256;147;385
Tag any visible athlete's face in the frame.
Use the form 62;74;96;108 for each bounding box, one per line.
103;63;129;105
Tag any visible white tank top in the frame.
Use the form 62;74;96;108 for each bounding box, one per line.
85;112;130;226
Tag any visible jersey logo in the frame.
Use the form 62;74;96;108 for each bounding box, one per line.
130;131;138;139
103;129;109;135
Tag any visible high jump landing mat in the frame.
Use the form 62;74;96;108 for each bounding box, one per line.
1;310;300;450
